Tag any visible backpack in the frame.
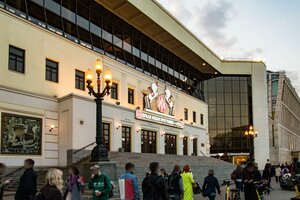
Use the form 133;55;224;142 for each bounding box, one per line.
231;171;237;180
167;173;181;195
142;175;162;199
104;175;114;198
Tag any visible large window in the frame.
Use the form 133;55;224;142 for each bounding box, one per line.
128;88;134;104
122;126;131;152
45;59;58;82
184;108;188;121
183;136;188;155
200;114;204;125
111;83;118;100
193;138;198;156
165;134;177;155
75;70;85;90
193;111;196;123
141;130;156;154
103;123;110;151
9;45;25;73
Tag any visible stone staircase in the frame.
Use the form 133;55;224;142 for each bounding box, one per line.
3;152;235;200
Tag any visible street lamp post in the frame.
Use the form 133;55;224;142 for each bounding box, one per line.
86;59;112;162
244;125;258;162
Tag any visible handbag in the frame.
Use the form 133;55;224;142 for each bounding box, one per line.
193;183;202;194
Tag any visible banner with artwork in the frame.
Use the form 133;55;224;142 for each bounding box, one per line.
1;113;42;155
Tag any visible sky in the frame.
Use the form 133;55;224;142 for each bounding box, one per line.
156;0;300;93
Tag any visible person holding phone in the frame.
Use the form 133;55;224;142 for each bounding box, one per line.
88;165;112;200
0;163;13;200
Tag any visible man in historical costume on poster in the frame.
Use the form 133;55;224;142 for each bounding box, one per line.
8;124;34;151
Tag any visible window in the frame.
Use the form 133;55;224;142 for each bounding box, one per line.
111;83;118;99
200;114;204;125
103;123;110;151
184;108;188;120
128;88;134;104
193;138;198;156
75;70;85;90
141;130;156;153
193;111;196;123
9;45;25;73
122;126;131;152
183;136;188;155
45;59;59;82
143;93;147;109
165;134;177;155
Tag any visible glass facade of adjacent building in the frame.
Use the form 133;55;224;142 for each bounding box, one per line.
204;76;253;160
0;0;208;100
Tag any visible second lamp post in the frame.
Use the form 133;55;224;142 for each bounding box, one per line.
86;59;112;162
244;125;258;162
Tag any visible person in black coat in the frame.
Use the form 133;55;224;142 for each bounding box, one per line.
242;162;262;200
15;159;38;200
202;169;221;200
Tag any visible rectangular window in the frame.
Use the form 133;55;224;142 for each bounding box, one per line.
45;59;59;82
165;134;177;155
141;130;156;154
193;111;196;123
122;126;131;152
143;93;147;109
200;114;204;125
184;108;188;120
111;82;118;99
103;123;110;151
75;70;85;90
193;138;198;156
128;88;134;104
9;45;25;73
183;136;188;155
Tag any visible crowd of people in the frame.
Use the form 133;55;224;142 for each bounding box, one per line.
0;158;299;200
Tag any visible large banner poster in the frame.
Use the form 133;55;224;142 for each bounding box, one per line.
1;113;42;155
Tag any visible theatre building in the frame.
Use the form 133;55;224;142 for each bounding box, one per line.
0;0;269;169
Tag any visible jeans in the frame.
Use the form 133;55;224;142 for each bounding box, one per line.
208;195;216;200
235;180;242;196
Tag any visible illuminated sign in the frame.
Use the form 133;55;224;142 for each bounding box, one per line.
135;108;184;129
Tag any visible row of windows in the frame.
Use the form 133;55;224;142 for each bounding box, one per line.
184;108;204;125
103;123;198;155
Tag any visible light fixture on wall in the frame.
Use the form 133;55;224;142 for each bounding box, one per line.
190;122;194;125
179;134;185;139
136;127;141;133
49;125;55;132
116;124;121;130
160;131;166;136
190;136;195;141
207;144;211;148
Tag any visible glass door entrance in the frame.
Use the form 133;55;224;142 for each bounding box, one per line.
141;130;157;153
165;134;177;155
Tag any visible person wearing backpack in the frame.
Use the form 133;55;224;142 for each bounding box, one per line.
167;165;183;200
142;162;167;200
119;163;140;200
64;166;85;200
231;165;243;197
88;165;112;200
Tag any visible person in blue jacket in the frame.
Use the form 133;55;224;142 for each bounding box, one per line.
120;163;140;200
202;169;221;200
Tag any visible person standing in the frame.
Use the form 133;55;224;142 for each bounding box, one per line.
167;165;183;200
294;158;300;175
202;169;221;200
142;162;167;200
275;165;281;183
181;165;195;200
243;162;262;200
64;166;84;200
15;159;38;200
262;163;272;193
0;163;13;200
231;165;243;197
88;165;112;200
119;163;140;200
159;169;168;187
38;168;64;200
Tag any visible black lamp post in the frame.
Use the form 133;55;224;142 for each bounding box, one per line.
244;125;258;162
86;59;112;162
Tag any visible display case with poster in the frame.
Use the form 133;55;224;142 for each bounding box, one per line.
1;112;42;155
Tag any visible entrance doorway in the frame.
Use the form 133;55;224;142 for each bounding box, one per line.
183;136;188;155
141;130;157;153
122;126;131;152
103;122;110;151
165;134;177;155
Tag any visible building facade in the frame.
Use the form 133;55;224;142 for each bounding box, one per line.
267;71;300;164
0;0;269;169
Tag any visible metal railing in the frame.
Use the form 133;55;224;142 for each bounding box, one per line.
2;166;23;178
73;141;96;154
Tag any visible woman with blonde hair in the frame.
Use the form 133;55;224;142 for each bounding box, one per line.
38;168;64;200
181;165;195;200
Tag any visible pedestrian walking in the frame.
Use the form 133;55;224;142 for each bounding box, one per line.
275;165;281;183
160;169;169;186
88;165;112;200
0;163;13;200
243;162;262;200
231;165;243;197
167;165;183;200
202;169;221;200
142;162;167;200
37;168;64;200
262;163;272;193
64;166;85;200
15;159;38;200
294;158;300;175
119;162;140;200
181;165;195;200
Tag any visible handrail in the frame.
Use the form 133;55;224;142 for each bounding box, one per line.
199;150;207;157
73;141;96;154
3;166;23;178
